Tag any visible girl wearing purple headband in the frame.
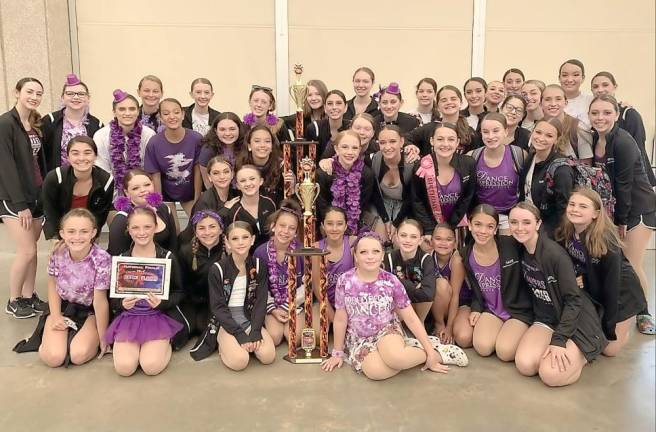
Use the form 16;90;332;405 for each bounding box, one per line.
105;204;186;376
179;210;225;340
253;199;305;347
322;230;467;379
107;169;177;256
41;74;103;170
93;89;156;198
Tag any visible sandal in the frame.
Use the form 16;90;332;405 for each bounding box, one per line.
427;335;442;350
405;337;422;349
637;314;656;335
435;344;469;367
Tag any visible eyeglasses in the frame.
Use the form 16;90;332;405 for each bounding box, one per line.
503;104;524;114
251;85;272;92
64;91;88;98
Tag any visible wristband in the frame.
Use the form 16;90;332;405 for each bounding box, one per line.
331;349;345;359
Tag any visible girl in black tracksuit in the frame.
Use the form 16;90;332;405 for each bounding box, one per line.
555;188;647;355
178;210;225;337
41;109;103;171
460;205;533;359
208;221;275;370
589;96;656;332
518;118;575;237
41;136;114;240
383;219;436;324
510;202;607;387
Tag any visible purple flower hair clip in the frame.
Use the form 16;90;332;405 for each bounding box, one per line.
266;113;278;126
145;192;163;208
191;210;224;229
113;195;133;213
65;73;81;86
243;112;256;126
354;228;384;249
113;89;128;103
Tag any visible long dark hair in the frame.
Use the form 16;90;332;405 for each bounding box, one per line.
202;112;246;158
236;125;282;193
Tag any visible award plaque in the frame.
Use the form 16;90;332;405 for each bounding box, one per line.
109;256;171;300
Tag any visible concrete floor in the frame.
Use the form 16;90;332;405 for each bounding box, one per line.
0;228;654;432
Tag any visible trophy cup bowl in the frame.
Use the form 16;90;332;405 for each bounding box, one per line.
289;64;307;113
294;158;320;217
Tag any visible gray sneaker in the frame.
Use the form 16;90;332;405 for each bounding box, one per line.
29;292;48;314
5;298;36;319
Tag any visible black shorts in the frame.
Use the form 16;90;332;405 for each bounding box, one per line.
0;200;43;219
627;211;656;231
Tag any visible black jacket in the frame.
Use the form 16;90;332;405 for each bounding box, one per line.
178;239;224;305
304;118;350;160
461;236;534;325
344;97;378;121
208;255;268;344
182;104;220;131
383;249;436;303
522;235;607;360
107;203;178;256
316;162;376;226
41;109;103;171
0;108;47;210
405;121;478;156
413;153;477;233
222;196;277;250
509;126;531;151
593;124;656;225
373;111;420;135
191;186;239;215
560;231;647;341
618;104;655;186
369;151;415;226
41;165;114;239
518;150;574;237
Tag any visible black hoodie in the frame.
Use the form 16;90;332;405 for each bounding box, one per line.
383;249;436;303
41;109;103;170
519;234;607;361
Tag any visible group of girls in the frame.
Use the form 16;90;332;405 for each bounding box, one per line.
1;58;654;384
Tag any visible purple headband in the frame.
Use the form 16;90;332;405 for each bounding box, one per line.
353;228;384;249
113;192;163;213
191;210;224;228
65;74;81;86
113;89;129;103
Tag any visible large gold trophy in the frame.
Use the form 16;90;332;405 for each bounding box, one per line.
281;65;329;364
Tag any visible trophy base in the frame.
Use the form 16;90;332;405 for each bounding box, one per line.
283;348;327;364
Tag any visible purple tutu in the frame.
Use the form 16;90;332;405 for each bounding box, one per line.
105;309;183;345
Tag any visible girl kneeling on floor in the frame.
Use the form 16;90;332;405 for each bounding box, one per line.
209;221;276;370
461;204;533;360
105;201;185;377
35;209;111;367
430;224;471;346
555;188;646;357
322;231;467;380
510;201;608;387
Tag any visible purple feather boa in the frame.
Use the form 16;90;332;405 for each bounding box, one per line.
330;156;364;235
267;237;300;309
109;118;143;194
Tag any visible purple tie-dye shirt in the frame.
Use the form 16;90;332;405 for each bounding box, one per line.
335;268;411;338
47;243;111;306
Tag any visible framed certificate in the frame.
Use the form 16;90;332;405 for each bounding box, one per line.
110;256;171;300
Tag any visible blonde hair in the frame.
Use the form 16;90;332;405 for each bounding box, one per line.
554;187;622;258
532;117;568;155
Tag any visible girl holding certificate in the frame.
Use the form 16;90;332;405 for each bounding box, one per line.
105;202;186;376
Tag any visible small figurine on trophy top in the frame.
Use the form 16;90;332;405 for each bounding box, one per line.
290;64;308;113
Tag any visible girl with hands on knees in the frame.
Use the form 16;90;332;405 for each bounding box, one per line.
209;221;275;370
460;204;533;359
14;209;111;367
510;201;607;387
321;231;467;379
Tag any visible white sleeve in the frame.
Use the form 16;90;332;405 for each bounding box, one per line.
93;127;111;173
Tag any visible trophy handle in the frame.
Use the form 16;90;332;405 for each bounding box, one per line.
311;183;320;209
294;182;302;205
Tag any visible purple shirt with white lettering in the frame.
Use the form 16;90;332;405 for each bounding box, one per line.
319;238;354;307
335;268;410;338
475;146;519;213
469;251;510;320
438;171;462;222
